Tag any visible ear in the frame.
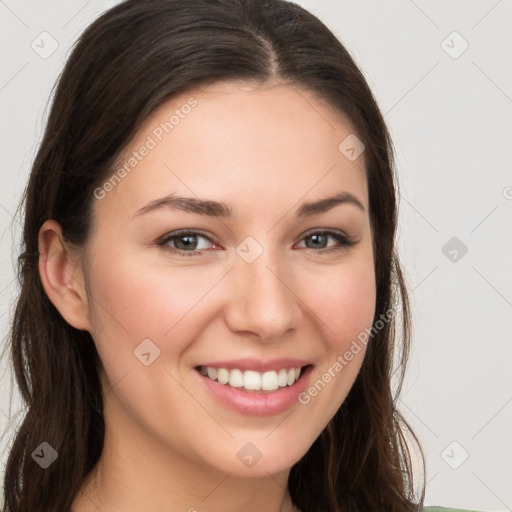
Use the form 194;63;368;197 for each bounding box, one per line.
38;219;91;331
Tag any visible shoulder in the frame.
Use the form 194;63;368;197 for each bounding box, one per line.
423;507;485;512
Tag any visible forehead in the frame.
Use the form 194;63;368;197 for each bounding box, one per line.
93;81;368;221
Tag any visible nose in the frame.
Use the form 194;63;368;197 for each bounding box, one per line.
223;243;303;341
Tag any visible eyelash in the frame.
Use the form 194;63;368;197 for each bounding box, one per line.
156;229;356;257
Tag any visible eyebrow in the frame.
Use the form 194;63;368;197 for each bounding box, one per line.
133;191;365;219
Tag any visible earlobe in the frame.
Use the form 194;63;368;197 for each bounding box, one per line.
38;219;91;331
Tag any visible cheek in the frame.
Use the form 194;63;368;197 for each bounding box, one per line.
84;250;227;361
302;258;376;348
294;256;376;422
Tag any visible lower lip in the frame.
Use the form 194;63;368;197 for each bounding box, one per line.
196;366;313;416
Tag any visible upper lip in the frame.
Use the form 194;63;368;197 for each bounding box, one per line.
196;358;311;373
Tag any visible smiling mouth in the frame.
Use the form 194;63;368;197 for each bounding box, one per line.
195;365;312;394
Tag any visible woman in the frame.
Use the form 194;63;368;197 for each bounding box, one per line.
0;0;481;511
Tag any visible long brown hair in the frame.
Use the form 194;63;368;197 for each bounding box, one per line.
1;0;425;510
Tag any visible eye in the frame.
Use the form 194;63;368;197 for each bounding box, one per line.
157;230;219;257
295;230;355;254
157;229;355;257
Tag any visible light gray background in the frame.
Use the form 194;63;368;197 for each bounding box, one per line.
1;1;511;510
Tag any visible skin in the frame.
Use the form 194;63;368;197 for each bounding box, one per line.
38;80;376;512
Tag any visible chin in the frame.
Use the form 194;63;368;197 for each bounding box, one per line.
199;435;310;478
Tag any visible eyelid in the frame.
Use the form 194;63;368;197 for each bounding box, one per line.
156;227;356;256
157;228;222;248
299;227;352;241
156;228;356;254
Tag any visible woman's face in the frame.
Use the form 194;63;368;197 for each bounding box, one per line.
83;80;376;477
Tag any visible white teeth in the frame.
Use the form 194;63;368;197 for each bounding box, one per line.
261;370;278;391
199;365;304;391
229;369;244;388
244;370;261;390
217;367;229;385
277;368;288;387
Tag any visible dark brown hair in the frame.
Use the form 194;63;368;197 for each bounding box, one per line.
1;0;425;510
